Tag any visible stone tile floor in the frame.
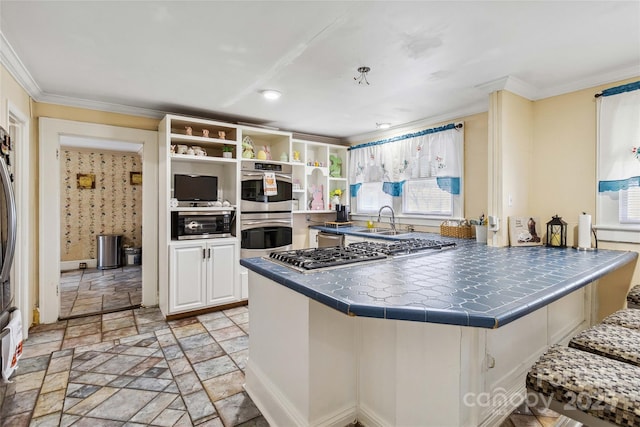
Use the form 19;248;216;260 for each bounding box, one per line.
0;275;581;427
60;266;142;319
0;305;265;426
499;402;581;427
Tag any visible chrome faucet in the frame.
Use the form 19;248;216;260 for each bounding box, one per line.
377;205;396;232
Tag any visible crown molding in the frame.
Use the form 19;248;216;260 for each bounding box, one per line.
0;31;41;97
474;75;539;100
35;92;165;119
534;65;640;100
345;101;487;144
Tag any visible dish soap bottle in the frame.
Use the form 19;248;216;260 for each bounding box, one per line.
367;216;374;229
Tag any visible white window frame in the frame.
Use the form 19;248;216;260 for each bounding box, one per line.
595;86;640;243
402;178;453;216
355;182;392;215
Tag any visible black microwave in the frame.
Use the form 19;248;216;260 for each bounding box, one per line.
171;211;233;240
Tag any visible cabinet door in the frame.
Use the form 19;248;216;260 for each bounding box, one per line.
344;235;364;246
308;229;320;248
206;243;238;306
169;243;207;313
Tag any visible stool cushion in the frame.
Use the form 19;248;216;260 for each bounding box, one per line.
602;308;640;330
527;345;640;426
627;285;640;306
569;323;640;367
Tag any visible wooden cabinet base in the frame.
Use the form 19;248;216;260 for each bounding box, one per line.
164;300;248;321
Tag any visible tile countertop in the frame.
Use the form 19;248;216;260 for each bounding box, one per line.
239;226;638;329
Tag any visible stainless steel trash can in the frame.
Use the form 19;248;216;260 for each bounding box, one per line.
97;234;122;270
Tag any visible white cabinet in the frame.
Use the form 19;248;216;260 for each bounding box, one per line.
344;234;364;245
169;239;239;314
292;139;348;213
159;114;243;317
308;228;320;248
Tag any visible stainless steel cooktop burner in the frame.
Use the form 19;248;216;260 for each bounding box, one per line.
267;238;456;272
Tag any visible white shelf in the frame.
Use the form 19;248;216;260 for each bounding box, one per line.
170;133;232;146
171;154;237;163
170;206;237;212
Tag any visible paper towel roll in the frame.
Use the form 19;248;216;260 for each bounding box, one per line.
578;214;592;249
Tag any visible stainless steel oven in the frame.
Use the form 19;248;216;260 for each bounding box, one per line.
240;212;293;258
240;160;293;257
241;161;293;212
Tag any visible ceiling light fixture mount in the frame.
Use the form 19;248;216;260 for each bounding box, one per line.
260;89;282;100
354;66;371;85
376;122;391;130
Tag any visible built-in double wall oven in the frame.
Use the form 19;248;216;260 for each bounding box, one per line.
240;161;293;258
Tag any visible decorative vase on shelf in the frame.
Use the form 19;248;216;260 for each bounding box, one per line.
331;195;340;207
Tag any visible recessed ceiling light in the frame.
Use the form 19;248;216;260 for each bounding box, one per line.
260;90;282;100
376;122;391;129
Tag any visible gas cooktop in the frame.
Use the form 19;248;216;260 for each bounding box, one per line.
349;238;456;256
268;238;456;272
269;246;387;272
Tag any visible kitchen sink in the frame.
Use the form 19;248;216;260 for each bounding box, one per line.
358;228;382;233
376;230;412;236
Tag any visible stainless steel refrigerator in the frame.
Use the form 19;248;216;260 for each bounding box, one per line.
0;125;17;346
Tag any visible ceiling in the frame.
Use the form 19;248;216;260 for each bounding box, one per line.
1;1;639;140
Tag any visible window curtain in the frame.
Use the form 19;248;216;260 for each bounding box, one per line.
348;123;463;197
596;81;640;227
597;81;640;193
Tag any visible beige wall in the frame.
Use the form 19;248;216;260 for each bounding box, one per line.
487;91;534;247
531;77;640;286
33;103;159;131
461;112;489;222
530;76;640;310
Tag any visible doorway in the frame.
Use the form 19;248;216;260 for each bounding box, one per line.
58;140;144;319
39;118;158;324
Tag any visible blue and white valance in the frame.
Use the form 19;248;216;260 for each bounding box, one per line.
349;123;463;196
597;81;640;193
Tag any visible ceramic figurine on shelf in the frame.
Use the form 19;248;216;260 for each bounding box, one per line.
293;151;300;162
309;184;324;210
202;129;209;138
242;136;255;158
264;146;272;160
330;155;342;177
280;152;288;162
185;126;193;136
218;131;226;140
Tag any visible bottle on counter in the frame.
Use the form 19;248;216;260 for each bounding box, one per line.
367;216;374;229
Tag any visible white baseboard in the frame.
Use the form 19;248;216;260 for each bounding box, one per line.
245;361;306;427
245;361;357;427
60;259;96;271
357;403;389;427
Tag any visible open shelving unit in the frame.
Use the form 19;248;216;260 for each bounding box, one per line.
292;139;348;213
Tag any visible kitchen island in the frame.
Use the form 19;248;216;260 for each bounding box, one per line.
240;228;637;427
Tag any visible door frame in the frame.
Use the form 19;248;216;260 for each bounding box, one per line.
39;118;158;323
7;101;30;337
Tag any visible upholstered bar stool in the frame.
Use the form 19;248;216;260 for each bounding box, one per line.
527;345;640;427
627;284;640;309
569;323;640;366
602;308;640;330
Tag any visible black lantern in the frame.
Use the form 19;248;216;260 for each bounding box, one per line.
546;215;567;248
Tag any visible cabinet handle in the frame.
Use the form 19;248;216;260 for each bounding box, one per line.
208;248;211;258
486;354;495;369
203;248;206;260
